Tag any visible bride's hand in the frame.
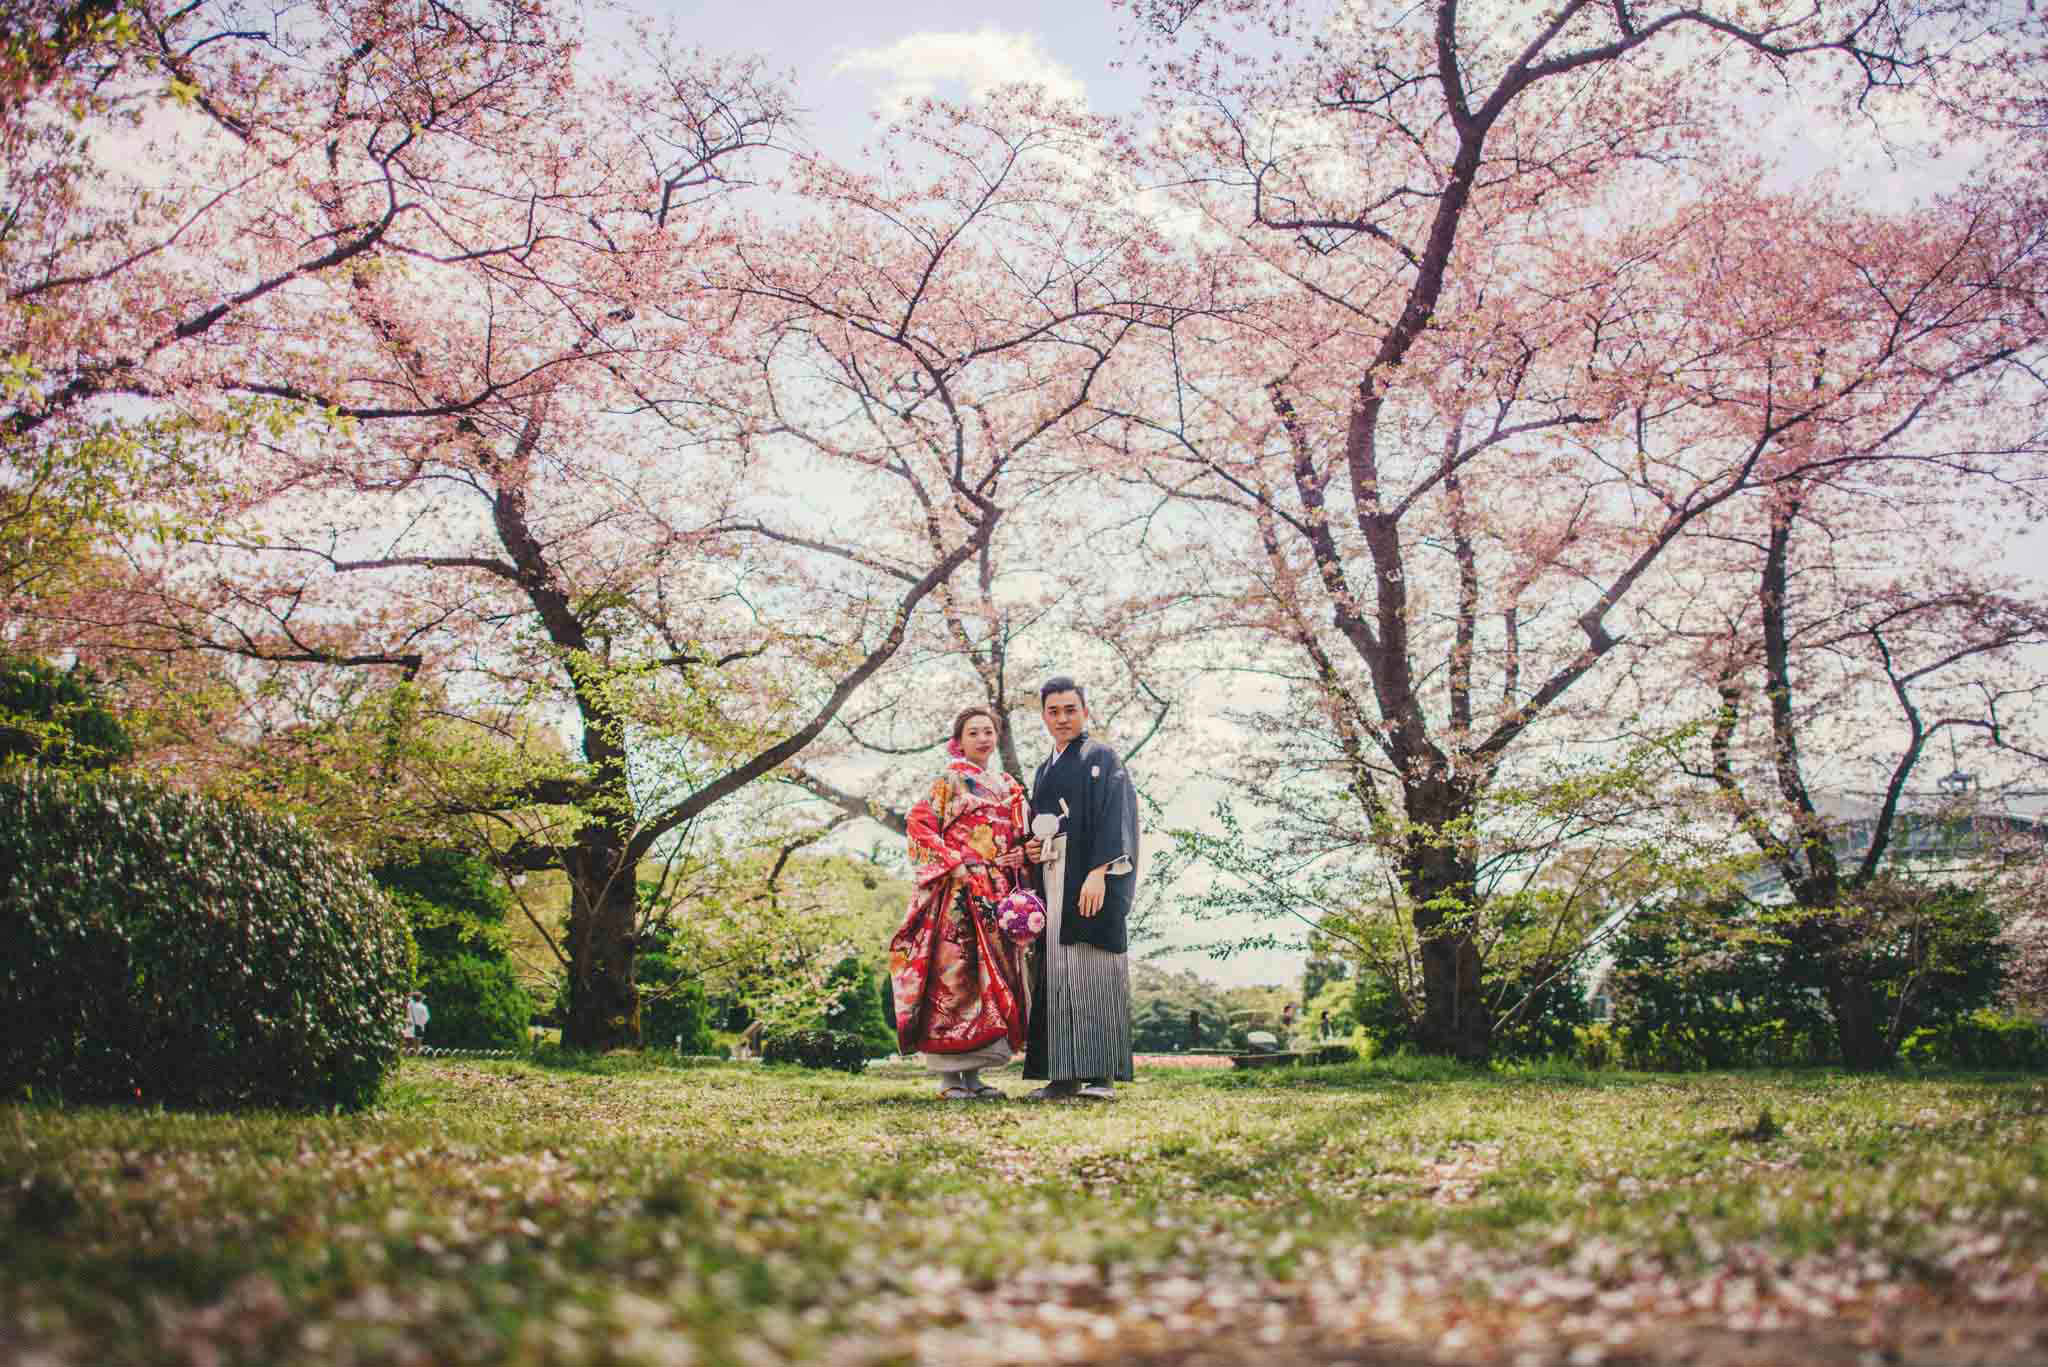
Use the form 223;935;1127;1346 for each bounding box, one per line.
995;848;1026;870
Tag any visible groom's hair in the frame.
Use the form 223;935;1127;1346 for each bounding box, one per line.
1039;675;1086;707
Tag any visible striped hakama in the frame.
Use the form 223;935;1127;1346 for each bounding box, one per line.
1036;832;1134;1082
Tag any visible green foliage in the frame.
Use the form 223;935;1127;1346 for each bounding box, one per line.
1610;885;2005;1071
637;945;714;1055
1491;960;1593;1061
373;847;533;1050
1131;964;1234;1051
1798;879;2007;1050
1300;951;1349;1005
1903;1010;2048;1070
1574;1022;1617;1070
637;844;908;1045
371;847;512;963
0;653;130;770
1352;955;1588;1062
820;957;895;1057
1302;974;1357;1040
759;1028;872;1073
1349;966;1413;1048
418;954;533;1051
0;418;144;608
1160;732;1718;1062
1608;899;1834;1070
0;771;411;1109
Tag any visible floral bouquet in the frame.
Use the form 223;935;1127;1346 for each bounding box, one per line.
995;888;1047;943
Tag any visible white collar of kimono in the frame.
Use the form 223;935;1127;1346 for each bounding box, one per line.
1049;731;1090;763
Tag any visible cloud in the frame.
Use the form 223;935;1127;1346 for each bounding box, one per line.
833;27;1086;110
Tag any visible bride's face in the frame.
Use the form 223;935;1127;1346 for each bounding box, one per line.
959;715;999;764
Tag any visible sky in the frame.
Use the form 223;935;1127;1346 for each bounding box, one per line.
611;1;1146;158
626;0;1985;197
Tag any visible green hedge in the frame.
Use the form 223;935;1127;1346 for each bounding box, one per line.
419;954;532;1051
760;1028;872;1074
1903;1010;2048;1070
1617;1017;1834;1072
0;772;411;1110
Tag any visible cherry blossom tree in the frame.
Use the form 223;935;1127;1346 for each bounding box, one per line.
29;43;1221;1051
0;0;163;615
709;94;1195;828
0;0;608;632
0;0;1008;1050
1676;471;2048;1067
1113;0;2048;1059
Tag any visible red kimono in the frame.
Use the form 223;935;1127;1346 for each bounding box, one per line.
889;752;1031;1059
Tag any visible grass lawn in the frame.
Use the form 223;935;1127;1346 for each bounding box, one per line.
6;1055;2048;1366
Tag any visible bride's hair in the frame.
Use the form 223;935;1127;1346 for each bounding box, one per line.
951;705;1001;743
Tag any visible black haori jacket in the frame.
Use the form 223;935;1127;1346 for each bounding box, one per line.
1030;733;1140;954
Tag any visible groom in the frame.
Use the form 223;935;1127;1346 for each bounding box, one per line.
1022;675;1139;1100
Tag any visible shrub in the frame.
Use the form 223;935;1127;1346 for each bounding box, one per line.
0;772;411;1110
0;654;130;770
374;848;533;1051
419;954;532;1051
638;956;714;1054
1607;904;1835;1069
371;848;512;963
1491;962;1593;1061
1902;1010;2048;1070
1574;1022;1616;1070
1610;887;2005;1071
1353;958;1590;1062
820;956;895;1058
760;1028;872;1074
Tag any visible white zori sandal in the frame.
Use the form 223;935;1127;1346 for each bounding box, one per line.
938;1085;979;1100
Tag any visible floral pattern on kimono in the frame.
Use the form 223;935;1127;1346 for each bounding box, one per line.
888;750;1031;1057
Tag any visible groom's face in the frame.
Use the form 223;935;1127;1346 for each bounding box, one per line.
1042;690;1087;747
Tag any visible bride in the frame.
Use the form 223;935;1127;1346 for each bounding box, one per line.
888;706;1031;1099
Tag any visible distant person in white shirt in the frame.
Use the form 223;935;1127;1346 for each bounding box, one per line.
406;991;430;1053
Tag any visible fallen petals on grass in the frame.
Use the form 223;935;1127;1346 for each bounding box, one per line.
6;1058;2048;1365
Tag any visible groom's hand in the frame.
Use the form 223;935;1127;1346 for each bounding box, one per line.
1024;838;1044;863
1079;866;1107;917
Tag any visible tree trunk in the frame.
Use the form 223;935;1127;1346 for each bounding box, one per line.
1821;960;1894;1072
560;834;640;1052
1403;785;1490;1062
1783;898;1897;1072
